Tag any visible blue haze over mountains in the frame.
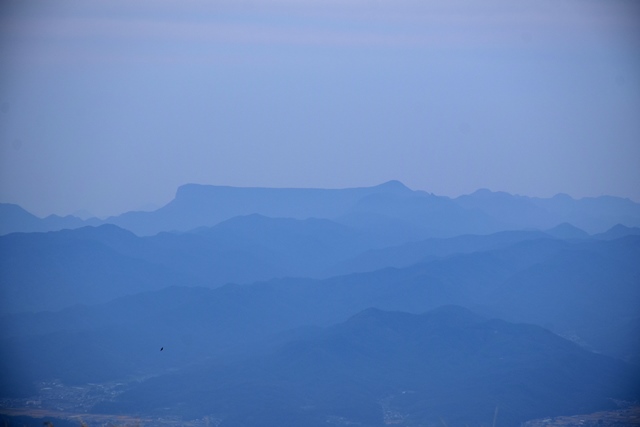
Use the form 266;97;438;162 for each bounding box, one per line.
1;181;640;426
3;181;640;237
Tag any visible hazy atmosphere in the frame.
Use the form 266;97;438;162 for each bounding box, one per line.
1;0;639;217
2;2;640;427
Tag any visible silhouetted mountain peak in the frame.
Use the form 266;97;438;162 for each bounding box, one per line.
373;180;413;194
60;224;138;240
595;223;640;240
0;203;40;234
545;222;589;239
467;188;520;200
552;192;574;201
0;202;38;217
0;203;96;235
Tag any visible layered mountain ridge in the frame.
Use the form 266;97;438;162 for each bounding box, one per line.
1;182;639;426
3;181;640;236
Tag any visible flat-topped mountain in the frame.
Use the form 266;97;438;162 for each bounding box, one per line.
107;180;416;236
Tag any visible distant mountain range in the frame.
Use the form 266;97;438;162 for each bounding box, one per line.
2;182;640;426
3;218;639;315
0;203;101;235
3;181;640;236
2;235;638;396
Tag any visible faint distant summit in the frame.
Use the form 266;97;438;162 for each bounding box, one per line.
552;192;574;201
545;222;589;239
594;223;640;240
468;188;515;198
0;203;100;235
372;180;412;194
2;182;640;236
71;209;97;220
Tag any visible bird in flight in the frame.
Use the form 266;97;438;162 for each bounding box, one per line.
160;347;164;351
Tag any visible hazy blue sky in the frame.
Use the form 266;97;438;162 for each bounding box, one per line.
1;0;639;218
